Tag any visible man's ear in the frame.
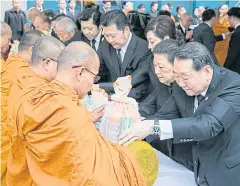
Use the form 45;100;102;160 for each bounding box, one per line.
42;58;51;71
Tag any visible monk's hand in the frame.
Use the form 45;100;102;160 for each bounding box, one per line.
24;23;31;31
90;105;105;123
119;120;153;146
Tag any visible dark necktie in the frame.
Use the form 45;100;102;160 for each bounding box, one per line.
92;39;96;51
116;49;122;66
197;94;205;106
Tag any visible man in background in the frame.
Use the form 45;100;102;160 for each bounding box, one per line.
34;14;51;35
177;13;193;42
67;0;79;21
224;7;240;73
174;5;186;23
55;17;84;45
35;0;44;12
99;1;111;14
149;1;158;18
56;0;67;15
122;1;133;16
4;0;27;41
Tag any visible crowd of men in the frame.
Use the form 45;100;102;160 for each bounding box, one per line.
1;0;240;186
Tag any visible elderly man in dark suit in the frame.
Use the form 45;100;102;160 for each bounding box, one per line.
177;13;193;42
120;42;240;186
224;7;240;73
54;17;84;45
96;10;151;102
193;9;229;64
4;0;27;41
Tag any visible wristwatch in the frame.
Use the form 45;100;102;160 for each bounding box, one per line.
152;118;160;135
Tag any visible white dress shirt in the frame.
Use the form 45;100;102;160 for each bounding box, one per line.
69;8;74;16
117;32;132;62
179;23;186;34
36;5;43;12
235;23;240;29
91;31;102;51
158;88;209;140
60;9;67;15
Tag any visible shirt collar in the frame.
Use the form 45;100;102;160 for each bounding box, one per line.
120;32;132;54
235;23;240;29
36;5;42;10
205;22;212;28
94;30;102;43
103;7;110;12
200;87;208;97
179;23;186;33
69;8;74;13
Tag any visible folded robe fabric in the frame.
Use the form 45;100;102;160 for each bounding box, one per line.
1;55;29;185
8;80;147;186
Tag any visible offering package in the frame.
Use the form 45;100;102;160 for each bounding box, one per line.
99;76;141;144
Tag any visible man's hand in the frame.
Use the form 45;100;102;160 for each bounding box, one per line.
119;120;153;146
90;105;105;123
185;30;193;40
24;23;31;31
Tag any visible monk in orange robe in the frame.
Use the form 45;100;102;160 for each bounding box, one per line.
1;30;44;185
213;4;230;66
6;36;65;186
9;42;158;185
1;21;12;185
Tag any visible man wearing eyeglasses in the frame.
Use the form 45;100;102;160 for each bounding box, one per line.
120;42;240;186
97;10;151;102
7;41;150;185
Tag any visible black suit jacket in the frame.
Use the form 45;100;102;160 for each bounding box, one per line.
193;22;223;64
158;65;240;186
97;33;151;101
177;24;191;42
66;9;80;22
4;9;27;41
224;26;240;73
63;30;84;46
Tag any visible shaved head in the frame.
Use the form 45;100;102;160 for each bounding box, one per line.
31;36;65;66
34;14;51;32
1;21;12;54
27;7;40;23
1;21;12;37
18;29;44;52
56;42;100;98
57;41;99;71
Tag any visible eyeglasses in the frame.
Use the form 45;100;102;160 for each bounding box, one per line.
72;65;100;83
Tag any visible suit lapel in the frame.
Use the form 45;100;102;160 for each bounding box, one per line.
120;34;136;76
185;95;195;117
194;65;221;115
110;47;121;76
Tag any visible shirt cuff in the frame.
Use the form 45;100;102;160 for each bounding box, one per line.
159;120;173;140
222;34;226;40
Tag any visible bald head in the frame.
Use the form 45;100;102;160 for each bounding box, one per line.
34;14;51;33
31;36;65;66
57;42;99;71
1;22;12;54
18;29;44;52
27;7;40;23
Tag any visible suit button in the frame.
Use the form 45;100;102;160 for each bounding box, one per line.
194;160;197;164
196;142;200;148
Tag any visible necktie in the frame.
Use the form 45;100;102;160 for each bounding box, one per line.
92;39;96;51
116;49;122;65
197;94;205;106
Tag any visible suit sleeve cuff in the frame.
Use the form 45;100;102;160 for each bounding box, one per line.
222;34;226;40
159;120;173;140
